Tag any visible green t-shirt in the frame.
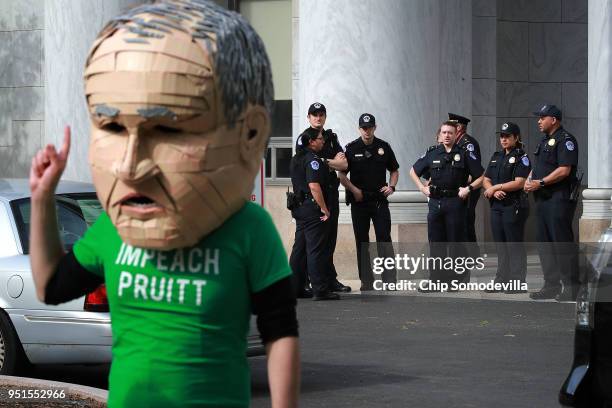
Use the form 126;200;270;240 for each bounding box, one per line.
73;202;291;407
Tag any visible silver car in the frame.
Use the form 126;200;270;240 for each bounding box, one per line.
0;179;263;375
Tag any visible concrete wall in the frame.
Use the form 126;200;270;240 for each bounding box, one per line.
0;0;44;178
469;0;588;242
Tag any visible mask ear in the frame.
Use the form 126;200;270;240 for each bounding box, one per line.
240;105;270;171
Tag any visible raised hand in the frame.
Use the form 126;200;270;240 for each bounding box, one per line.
30;126;71;200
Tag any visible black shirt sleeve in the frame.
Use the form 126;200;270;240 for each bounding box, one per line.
251;276;298;344
304;155;324;184
412;152;430;178
465;150;484;179
472;139;481;161
327;131;344;155
514;154;532;179
44;251;104;305
344;144;353;174
557;135;578;166
385;143;400;172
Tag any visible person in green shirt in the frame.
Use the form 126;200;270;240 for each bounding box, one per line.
29;1;299;407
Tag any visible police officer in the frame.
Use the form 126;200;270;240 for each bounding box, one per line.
410;121;484;286
482;122;530;293
296;102;351;293
524;104;580;301
288;127;340;301
448;113;482;248
339;113;399;291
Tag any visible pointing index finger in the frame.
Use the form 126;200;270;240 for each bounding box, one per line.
59;125;71;161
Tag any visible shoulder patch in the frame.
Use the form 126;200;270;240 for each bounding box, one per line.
521;156;530;166
469;151;477;160
310;160;320;170
565;140;575;151
466;143;474;152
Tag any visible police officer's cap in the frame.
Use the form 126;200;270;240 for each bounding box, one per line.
533;104;562;120
308;102;326;115
499;122;521;136
359;113;376;128
448;113;470;125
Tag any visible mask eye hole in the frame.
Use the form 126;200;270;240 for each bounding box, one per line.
101;122;126;133
154;125;182;133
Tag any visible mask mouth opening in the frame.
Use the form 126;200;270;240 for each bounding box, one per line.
120;194;158;208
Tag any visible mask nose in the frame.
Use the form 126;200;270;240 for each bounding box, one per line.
112;129;160;183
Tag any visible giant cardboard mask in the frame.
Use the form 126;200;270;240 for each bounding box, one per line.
83;0;273;249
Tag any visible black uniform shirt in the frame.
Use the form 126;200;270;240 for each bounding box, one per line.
484;148;531;204
413;144;483;190
296;128;343;189
290;149;328;197
532;127;578;197
345;136;399;192
456;133;481;162
295;128;343;158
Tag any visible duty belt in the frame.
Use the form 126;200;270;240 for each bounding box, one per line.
429;185;459;198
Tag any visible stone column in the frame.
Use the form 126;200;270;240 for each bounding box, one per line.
44;0;144;182
580;0;612;241
294;0;471;280
296;1;471;191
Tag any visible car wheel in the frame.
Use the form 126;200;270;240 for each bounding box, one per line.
0;311;27;375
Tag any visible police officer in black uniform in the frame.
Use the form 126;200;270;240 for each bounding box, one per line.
295;102;351;293
339;113;399;291
524;104;580;301
482;122;531;293
288;127;340;301
410;121;484;286
448;113;482;248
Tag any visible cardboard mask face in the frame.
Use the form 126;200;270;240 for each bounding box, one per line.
83;2;272;249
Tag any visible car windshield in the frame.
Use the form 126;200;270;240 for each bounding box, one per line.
11;193;103;254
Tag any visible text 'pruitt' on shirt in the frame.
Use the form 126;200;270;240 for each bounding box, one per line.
114;243;220;306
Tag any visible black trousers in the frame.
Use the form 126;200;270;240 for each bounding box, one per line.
326;190;340;284
490;204;528;282
289;201;330;295
350;200;396;286
427;196;468;283
466;189;480;242
535;197;579;291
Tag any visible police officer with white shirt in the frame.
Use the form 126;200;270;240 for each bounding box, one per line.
524;104;580;302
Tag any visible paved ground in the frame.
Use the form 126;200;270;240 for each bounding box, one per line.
24;290;577;408
252;294;576;408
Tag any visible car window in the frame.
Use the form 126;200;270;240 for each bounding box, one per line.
11;193;103;254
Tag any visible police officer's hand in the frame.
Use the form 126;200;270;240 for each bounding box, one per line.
458;186;470;199
353;188;364;202
483;187;496;199
419;185;430;197
524;179;541;192
493;190;506;200
334;152;345;161
320;208;330;221
380;185;394;197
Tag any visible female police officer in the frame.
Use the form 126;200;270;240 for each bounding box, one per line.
482;122;531;293
289;127;340;301
410;121;483;287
